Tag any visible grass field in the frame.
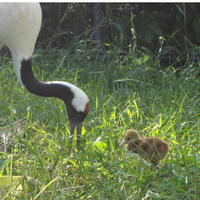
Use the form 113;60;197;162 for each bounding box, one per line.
0;46;200;199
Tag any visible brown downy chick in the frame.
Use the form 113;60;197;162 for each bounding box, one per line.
120;129;169;166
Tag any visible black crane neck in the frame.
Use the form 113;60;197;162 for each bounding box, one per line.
20;58;73;105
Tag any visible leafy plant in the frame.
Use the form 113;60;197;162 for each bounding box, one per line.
1;3;200;199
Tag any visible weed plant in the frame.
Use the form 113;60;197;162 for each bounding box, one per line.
0;37;200;199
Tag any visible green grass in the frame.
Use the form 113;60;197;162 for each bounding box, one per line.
0;46;200;199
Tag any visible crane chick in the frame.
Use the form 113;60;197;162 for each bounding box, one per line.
120;129;169;166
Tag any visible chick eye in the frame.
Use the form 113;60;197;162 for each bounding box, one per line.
127;137;131;140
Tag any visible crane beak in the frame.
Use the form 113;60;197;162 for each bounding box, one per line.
68;120;83;154
76;122;83;152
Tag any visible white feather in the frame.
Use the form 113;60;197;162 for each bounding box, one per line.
48;81;89;112
0;3;42;83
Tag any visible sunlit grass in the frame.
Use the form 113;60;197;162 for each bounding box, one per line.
0;47;200;199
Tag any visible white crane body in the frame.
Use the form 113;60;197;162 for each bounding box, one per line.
0;3;42;83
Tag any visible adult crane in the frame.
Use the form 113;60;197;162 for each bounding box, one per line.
0;3;90;153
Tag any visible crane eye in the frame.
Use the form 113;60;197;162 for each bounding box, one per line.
127;137;131;140
78;111;83;116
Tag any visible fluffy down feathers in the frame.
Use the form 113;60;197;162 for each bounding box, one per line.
121;129;169;166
